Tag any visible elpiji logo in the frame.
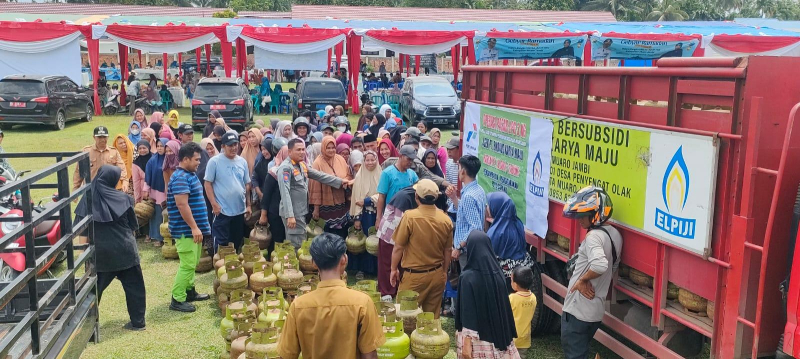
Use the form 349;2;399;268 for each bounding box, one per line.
654;146;696;239
528;151;545;197
466;122;478;142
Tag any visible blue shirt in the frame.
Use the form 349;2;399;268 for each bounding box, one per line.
377;165;419;204
167;168;211;238
204;154;250;216
450;180;486;249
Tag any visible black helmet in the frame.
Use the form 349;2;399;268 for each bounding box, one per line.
563;186;613;227
333;116;349;127
271;137;288;156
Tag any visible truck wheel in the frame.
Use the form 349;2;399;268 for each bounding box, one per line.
53;111;66;131
544;260;569;334
530;261;556;335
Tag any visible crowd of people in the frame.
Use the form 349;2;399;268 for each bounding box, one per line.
74;101;623;358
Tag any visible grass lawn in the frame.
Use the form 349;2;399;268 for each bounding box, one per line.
3;106;616;358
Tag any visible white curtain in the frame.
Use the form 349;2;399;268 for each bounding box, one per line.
0;32;82;54
0;37;83;85
254;48;328;71
242;33;346;55
362;35;465;56
92;25;219;54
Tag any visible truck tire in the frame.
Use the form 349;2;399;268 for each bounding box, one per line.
544;260;569;334
530;261;556;335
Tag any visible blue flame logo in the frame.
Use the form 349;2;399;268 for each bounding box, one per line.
661;146;690;211
529;151;545;197
655;146;696;239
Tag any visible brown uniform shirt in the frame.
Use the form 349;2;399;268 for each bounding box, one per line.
392;204;454;271
278;279;385;359
72;144;127;191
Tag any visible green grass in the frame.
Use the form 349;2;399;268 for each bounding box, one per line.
4;103;610;358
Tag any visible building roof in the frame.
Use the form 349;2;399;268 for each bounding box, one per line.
0;3;288;19
291;5;616;23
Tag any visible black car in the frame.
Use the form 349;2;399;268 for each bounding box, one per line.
0;75;94;130
399;76;461;128
191;77;253;130
181;56;224;75
291;78;348;119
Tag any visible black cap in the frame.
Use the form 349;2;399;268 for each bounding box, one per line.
93;126;109;137
178;124;194;135
221;132;239;146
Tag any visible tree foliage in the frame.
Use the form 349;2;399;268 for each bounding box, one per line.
64;0;800;21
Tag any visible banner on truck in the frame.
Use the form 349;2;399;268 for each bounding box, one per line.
474;35;587;62
463;102;554;238
465;101;718;256
590;35;699;61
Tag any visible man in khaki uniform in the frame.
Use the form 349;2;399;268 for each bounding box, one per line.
279;233;384;359
390;179;453;318
73;126;127;192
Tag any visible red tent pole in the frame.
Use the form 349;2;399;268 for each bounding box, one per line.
162;53;168;83
196;47;202;72
399;53;404;73
236;38;245;79
327;48;332;77
406;55;410;76
221;41;233;77
87;38;101;116
583;38;591;66
335;41;343;74
178;52;183;78
451;45;460;87
467;35;476;65
348;34;362;114
118;43;128;108
414;55;420;76
137;49;142;68
204;44;212;75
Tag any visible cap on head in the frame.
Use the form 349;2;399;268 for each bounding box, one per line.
221;132;239;146
402;127;421;139
414;179;439;201
399;145;417;159
420;135;432;144
93;126;109;137
444;137;460;149
178;124;194;135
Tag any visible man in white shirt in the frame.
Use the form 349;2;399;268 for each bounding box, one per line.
478;38;499;62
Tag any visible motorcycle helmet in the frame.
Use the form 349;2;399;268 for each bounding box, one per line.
563;186;613;227
112;83;119;90
293;118;310;133
271;137;288;156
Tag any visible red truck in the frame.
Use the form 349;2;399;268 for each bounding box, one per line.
460;56;800;358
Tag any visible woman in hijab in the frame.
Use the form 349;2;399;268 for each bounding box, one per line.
131;140;151;204
305;142;322;166
349;149;364;174
141;127;157;153
132;108;148;129
336;143;351;171
143;139;168;246
456;231;521;358
149;121;162;137
162;139;181;188
379;104;396;125
127;112;142;136
252;137;273;201
203;110;222;138
274;120;295;142
377;139;399;165
258;143;288;256
422;149;444;178
309;136;353;238
242;128;264;174
389;125;406;148
378;129;390;142
375;185;419;297
429;128;449;175
309;132;323;145
336;132;353;148
200;137;218;157
367;113;386;138
214;117;231;133
75;165;146;331
112;134;135;197
166;110;180;138
486;192;534;291
150;111;164;126
347;150;380;278
158;123;176;141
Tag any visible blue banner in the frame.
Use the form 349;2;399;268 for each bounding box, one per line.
590;36;699;61
474;35;586;61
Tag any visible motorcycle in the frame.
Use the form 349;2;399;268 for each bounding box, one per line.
103;93;149;116
0;170;64;282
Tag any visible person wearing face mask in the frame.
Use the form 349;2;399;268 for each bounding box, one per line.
128;120;143;145
334;116;350;134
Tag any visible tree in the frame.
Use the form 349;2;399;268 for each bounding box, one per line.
681;0;726;20
230;0;271;11
212;9;237;18
647;0;689;20
518;0;576;11
581;0;642;19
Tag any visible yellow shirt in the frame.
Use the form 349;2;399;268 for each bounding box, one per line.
278;279;385;359
509;291;537;349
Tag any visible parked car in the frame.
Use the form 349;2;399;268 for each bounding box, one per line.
291;78;348;119
181;56;224;75
191;77;253;130
399;76;461;128
0;75;94;131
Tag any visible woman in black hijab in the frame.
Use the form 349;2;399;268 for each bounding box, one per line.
388;125;406;148
455;230;520;357
76;165;147;331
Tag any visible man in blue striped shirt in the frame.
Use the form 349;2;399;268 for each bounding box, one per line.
167;142;212;313
445;155;486;271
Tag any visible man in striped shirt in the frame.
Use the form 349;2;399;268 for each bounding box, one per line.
167;142;212;313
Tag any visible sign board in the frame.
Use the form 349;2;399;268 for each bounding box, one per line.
463;102;554;238
590;36;699;61
474;35;587;62
465;101;718;256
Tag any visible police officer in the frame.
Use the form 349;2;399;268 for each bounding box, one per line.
276;138;352;248
73;126;127;192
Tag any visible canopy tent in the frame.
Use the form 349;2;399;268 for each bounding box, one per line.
0;21;85;87
229;18;559;34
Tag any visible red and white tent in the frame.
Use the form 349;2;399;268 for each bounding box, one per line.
704;34;800;57
0;21;86;89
